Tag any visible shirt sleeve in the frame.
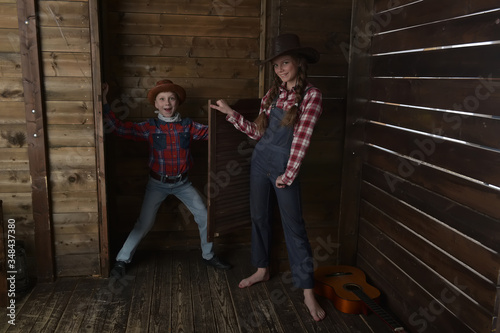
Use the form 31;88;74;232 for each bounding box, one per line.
281;87;323;185
103;104;149;141
191;121;209;141
225;93;271;140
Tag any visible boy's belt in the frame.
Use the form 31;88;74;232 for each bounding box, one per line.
150;170;187;183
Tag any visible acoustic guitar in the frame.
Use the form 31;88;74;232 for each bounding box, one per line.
314;265;407;333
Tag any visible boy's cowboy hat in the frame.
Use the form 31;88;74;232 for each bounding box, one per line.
260;33;320;64
147;79;186;105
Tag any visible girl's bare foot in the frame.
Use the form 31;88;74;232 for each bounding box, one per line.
239;267;270;288
304;289;326;321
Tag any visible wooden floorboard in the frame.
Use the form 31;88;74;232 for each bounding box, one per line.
0;248;396;333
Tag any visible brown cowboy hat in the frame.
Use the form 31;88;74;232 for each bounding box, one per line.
147;79;186;106
260;33;320;64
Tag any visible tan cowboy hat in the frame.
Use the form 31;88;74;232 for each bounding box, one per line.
261;33;320;64
147;79;186;105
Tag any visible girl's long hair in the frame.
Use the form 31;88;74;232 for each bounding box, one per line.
254;55;309;134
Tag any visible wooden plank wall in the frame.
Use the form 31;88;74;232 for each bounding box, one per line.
38;0;100;276
0;0;36;277
101;0;263;255
273;0;352;270
343;0;500;332
1;0;101;278
101;0;352;273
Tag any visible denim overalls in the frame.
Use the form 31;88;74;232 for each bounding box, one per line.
249;97;314;289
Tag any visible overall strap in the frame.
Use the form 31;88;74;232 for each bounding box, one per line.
148;118;158;128
180;117;192;127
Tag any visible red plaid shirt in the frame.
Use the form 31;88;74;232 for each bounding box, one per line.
227;82;322;185
104;104;208;176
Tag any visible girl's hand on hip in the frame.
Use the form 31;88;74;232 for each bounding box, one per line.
276;175;286;189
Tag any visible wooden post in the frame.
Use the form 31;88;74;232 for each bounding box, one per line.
89;0;110;277
337;0;373;265
258;0;267;97
16;0;55;281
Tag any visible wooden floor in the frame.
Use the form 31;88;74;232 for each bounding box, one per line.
0;248;394;333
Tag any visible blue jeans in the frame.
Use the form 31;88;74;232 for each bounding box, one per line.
249;145;314;289
116;176;214;263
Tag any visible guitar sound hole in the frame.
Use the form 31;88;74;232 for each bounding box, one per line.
343;283;362;292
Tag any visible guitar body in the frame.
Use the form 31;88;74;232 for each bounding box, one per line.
314;265;381;315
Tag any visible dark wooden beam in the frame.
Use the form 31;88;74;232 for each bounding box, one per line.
337;0;374;265
89;0;110;277
16;0;55;282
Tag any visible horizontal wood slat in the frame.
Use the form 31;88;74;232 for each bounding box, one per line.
0;3;17;29
372;9;500;54
109;35;260;58
42;52;91;77
0;28;19;52
110;56;258;79
0;52;21;77
107;0;261;17
372;44;500;77
359;200;495;331
365;145;500;229
361;170;500;285
38;1;89;28
370;77;500;117
108;13;260;38
373;0;416;13
39;27;90;52
366;102;500;150
117;77;259;99
373;0;500;33
357;227;478;333
365;121;500;188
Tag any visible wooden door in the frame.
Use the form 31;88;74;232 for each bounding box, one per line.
207;99;260;241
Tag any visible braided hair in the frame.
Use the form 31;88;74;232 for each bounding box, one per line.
254;55;309;134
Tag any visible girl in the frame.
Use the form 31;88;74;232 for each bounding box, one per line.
210;34;325;321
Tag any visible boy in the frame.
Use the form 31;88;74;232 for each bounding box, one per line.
103;79;232;277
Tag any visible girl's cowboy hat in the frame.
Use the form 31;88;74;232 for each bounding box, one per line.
260;33;320;64
147;79;186;105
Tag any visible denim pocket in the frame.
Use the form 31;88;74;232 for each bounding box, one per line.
153;133;167;150
179;132;190;149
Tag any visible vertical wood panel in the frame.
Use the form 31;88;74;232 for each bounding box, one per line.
89;0;108;277
338;0;373;264
207;99;259;241
16;0;55;282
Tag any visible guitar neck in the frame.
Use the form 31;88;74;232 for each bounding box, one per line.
351;288;406;333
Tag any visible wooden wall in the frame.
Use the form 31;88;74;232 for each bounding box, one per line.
341;0;500;332
2;0;350;279
101;0;351;272
101;0;263;255
0;0;35;277
1;0;101;278
39;0;101;277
